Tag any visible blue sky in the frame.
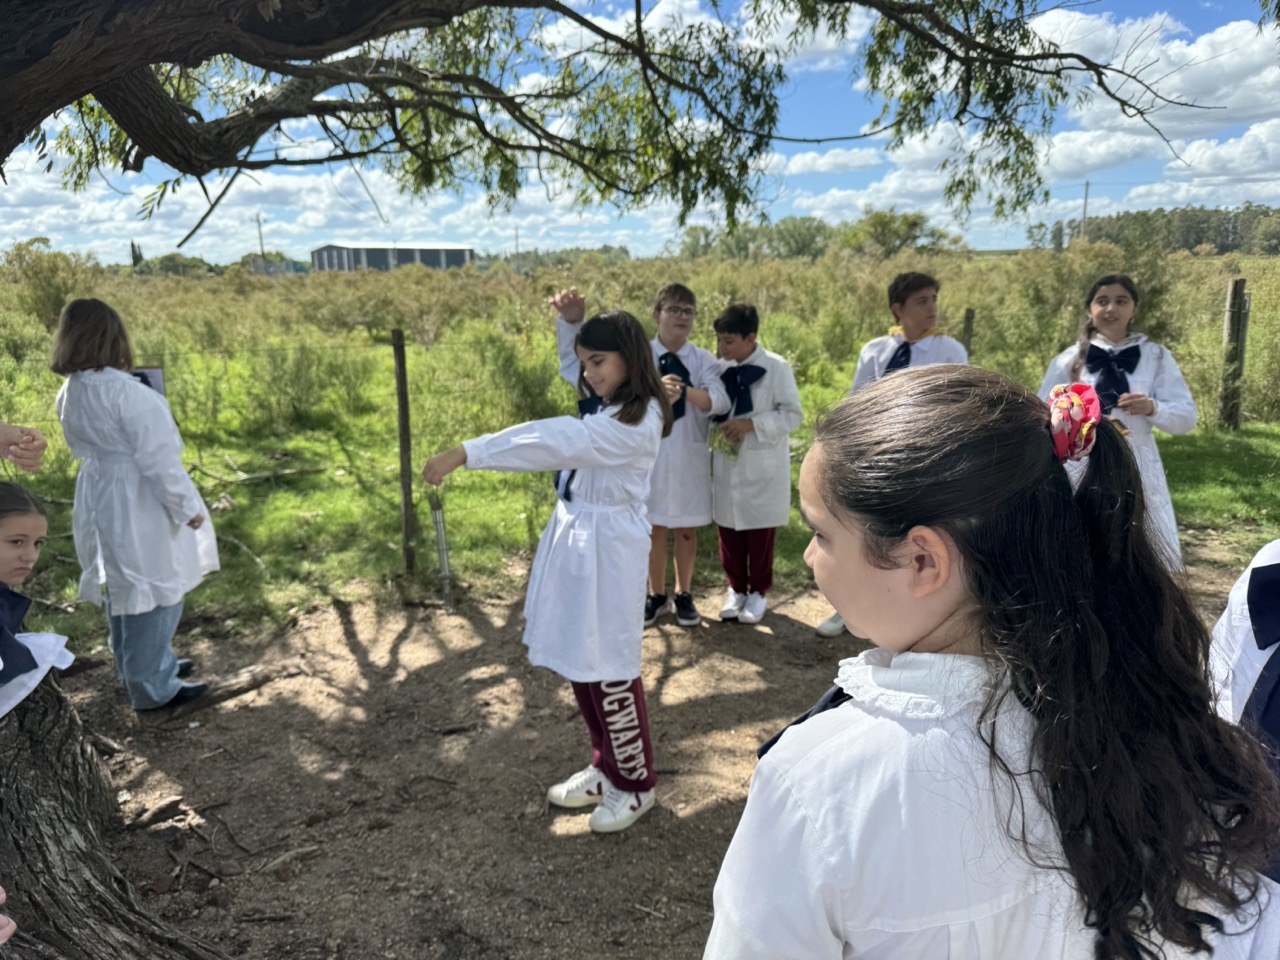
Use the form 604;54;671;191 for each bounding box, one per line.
2;1;1278;264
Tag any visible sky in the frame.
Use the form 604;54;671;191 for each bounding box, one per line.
2;1;1279;265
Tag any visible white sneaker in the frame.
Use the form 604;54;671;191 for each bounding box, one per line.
588;783;655;833
815;612;847;637
547;765;606;809
719;587;747;621
737;592;767;624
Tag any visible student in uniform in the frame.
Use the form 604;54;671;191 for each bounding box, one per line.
423;309;673;833
708;304;803;625
549;286;729;628
1210;538;1280;881
52;299;218;712
815;271;967;638
1039;274;1196;569
706;367;1280;959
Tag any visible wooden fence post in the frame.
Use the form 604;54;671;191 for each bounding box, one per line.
1218;278;1249;431
960;307;975;353
392;329;417;573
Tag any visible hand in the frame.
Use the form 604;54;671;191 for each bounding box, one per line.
187;514;205;530
719;419;755;442
422;445;468;486
548;288;586;325
0;883;15;945
1116;393;1156;417
661;375;686;403
0;423;47;474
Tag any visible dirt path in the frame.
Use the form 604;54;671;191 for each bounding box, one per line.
60;564;1239;960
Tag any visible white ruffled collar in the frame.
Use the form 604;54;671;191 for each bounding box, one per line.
1089;332;1147;351
833;648;997;720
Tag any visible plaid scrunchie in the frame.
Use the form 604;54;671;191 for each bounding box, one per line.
1048;383;1102;463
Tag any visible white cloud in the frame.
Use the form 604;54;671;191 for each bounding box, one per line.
783;147;881;175
1034;13;1280;138
1042;129;1159;180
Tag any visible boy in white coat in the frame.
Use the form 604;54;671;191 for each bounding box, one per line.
816;272;967;637
710;305;804;625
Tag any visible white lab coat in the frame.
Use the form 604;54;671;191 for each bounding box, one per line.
56;368;219;616
705;648;1280;960
462;399;663;682
556;317;728;527
1039;334;1197;569
850;332;969;392
647;336;729;526
711;345;804;531
1210;539;1280;725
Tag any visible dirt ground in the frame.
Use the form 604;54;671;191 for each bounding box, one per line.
59;541;1243;960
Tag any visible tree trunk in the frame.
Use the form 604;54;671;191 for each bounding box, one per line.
0;676;231;960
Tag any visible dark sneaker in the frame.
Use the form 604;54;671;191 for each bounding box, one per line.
644;594;672;627
177;658;197;679
674;592;700;627
138;681;208;712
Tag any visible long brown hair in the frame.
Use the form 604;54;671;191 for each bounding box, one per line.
575;311;673;438
49;298;135;374
813;364;1280;959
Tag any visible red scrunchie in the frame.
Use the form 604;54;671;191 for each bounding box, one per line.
1047;383;1102;463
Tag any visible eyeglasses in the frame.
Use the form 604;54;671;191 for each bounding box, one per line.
661;305;697;319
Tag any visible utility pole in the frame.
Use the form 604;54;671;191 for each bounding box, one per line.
255;211;267;271
1080;180;1090;242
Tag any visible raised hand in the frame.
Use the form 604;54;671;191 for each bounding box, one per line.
548;288;586;325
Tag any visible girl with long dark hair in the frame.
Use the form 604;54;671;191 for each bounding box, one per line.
423;310;673;833
706;365;1279;959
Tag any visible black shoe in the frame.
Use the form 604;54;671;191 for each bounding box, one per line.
644;593;672;627
673;592;700;627
176;658;197;679
139;682;209;712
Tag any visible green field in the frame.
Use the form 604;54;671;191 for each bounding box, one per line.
2;242;1277;648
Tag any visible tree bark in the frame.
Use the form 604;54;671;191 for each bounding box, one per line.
0;676;231;960
0;0;471;169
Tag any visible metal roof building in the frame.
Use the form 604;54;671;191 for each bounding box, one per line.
310;243;475;272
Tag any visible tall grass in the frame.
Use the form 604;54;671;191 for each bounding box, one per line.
1;242;1276;648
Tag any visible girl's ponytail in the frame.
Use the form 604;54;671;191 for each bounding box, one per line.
1052;416;1280;957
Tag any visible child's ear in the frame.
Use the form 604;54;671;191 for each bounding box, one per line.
889;302;905;323
901;526;953;598
746;332;758;345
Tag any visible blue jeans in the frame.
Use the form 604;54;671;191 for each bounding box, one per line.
107;601;185;709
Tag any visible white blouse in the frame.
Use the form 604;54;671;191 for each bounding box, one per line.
706;648;1280;959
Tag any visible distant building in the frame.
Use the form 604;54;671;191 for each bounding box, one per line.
310;243;475;273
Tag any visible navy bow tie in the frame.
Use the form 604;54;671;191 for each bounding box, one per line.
659;351;692;420
713;364;767;423
1241;561;1280;740
885;340;912;373
1085;343;1141;414
553;395;605;501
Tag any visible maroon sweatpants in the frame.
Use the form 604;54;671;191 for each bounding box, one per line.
571;678;658;792
717;525;777;595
